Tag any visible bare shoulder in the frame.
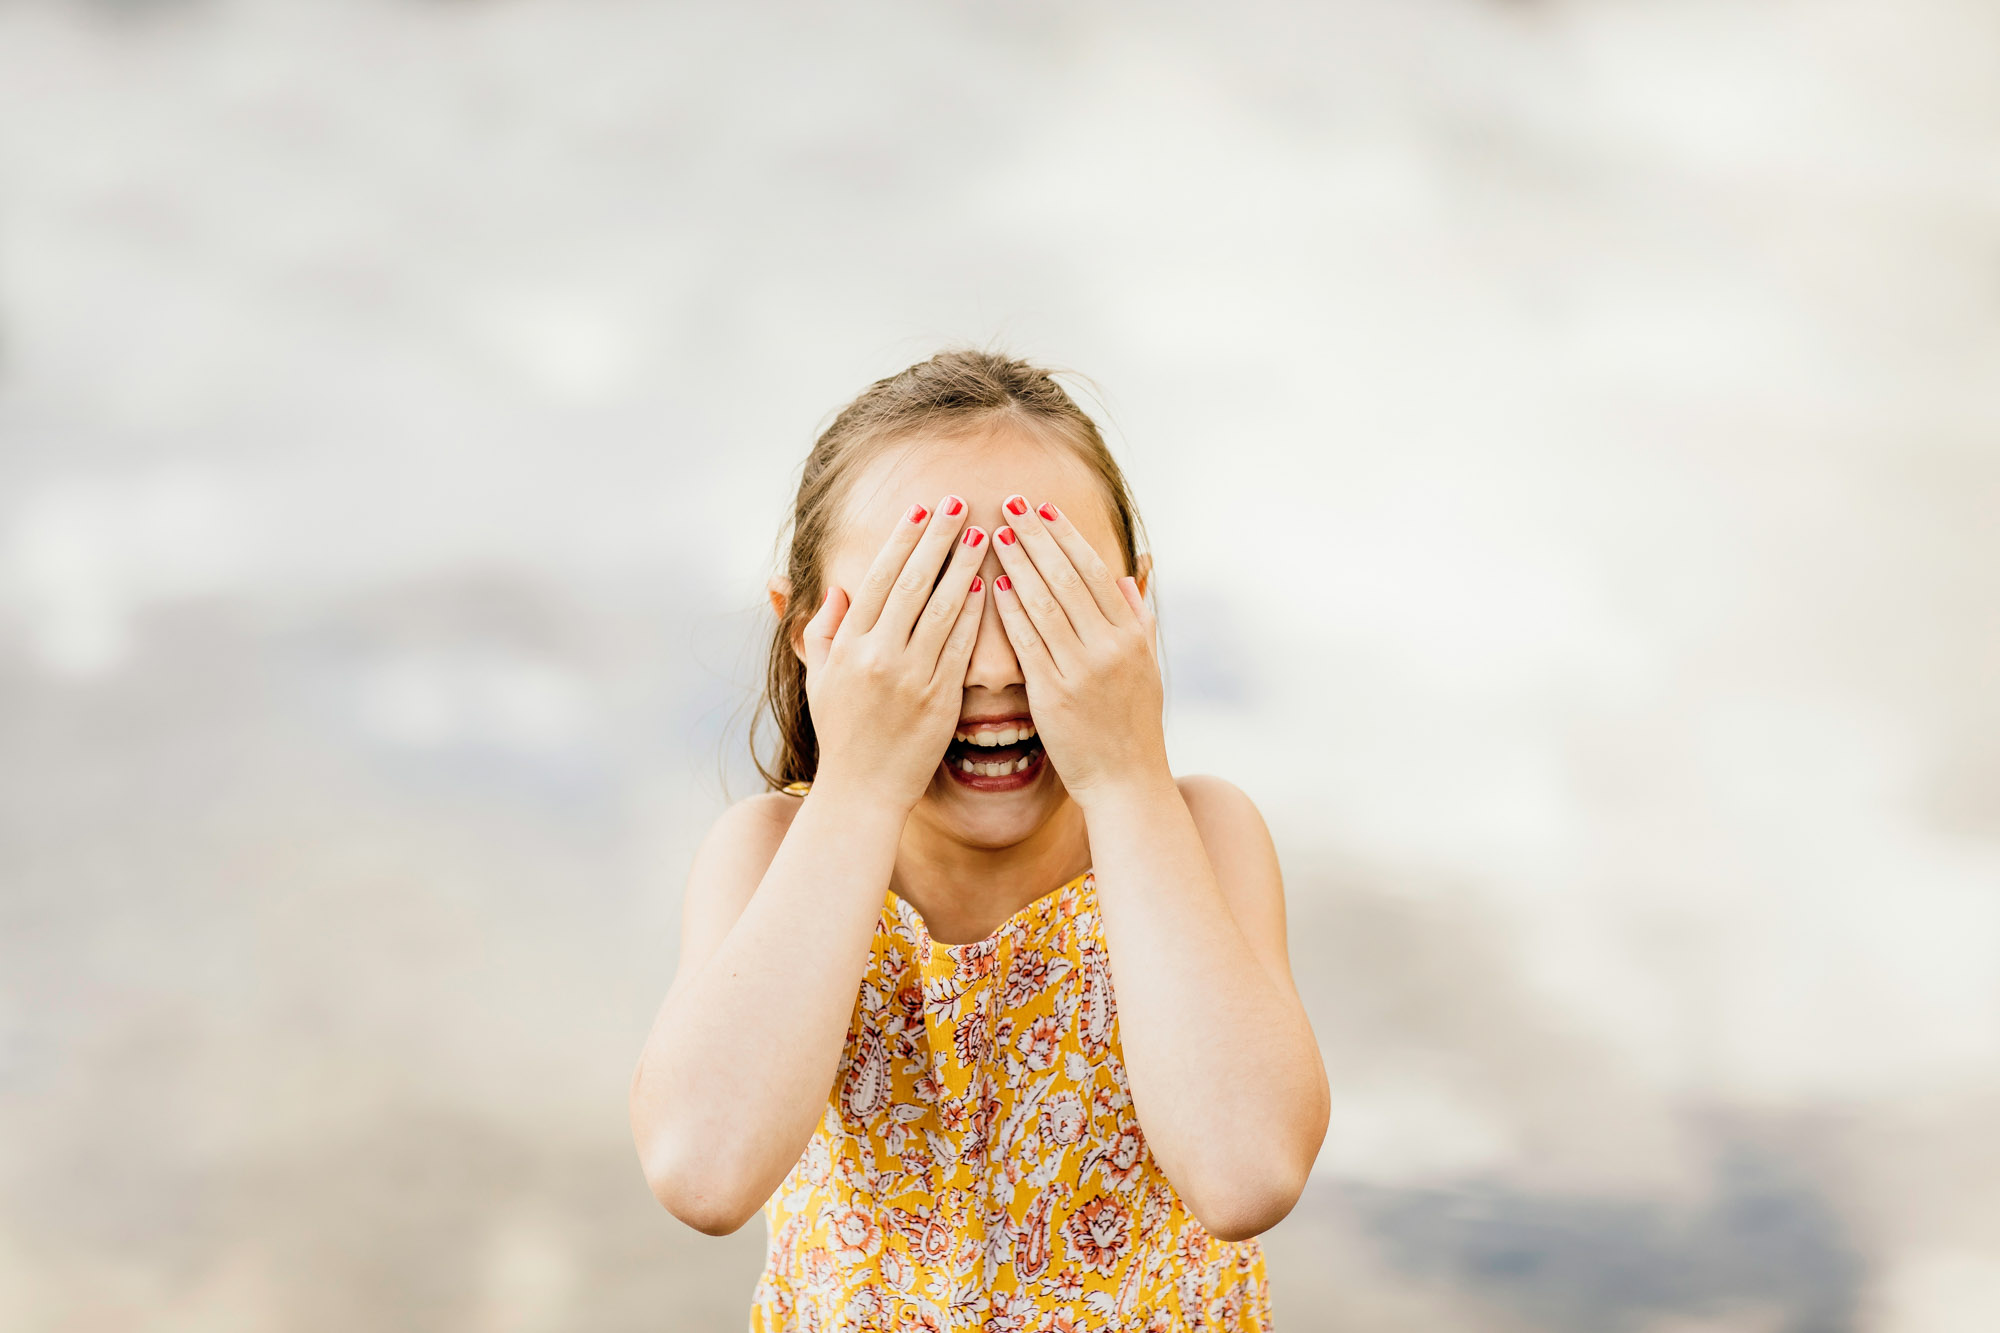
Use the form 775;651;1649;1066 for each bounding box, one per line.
673;791;806;977
1177;773;1271;842
709;788;807;845
1175;774;1296;989
1177;774;1281;883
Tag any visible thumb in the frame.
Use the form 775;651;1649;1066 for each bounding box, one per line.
801;584;847;673
1116;576;1146;618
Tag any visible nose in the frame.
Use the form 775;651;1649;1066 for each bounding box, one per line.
961;551;1023;690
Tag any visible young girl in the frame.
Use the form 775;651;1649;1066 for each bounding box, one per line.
630;351;1329;1331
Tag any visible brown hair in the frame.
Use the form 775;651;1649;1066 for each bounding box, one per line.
753;349;1148;790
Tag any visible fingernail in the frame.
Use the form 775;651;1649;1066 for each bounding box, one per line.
996;574;1012;592
944;496;964;517
962;527;985;547
1038;502;1059;522
996;526;1017;545
906;503;928;524
969;575;983;593
1005;494;1028;515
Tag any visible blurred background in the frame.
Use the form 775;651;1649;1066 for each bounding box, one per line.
3;1;1998;1330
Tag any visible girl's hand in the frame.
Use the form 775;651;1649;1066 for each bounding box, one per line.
801;497;988;812
988;496;1169;805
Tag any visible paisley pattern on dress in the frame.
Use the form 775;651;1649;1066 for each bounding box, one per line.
750;870;1274;1332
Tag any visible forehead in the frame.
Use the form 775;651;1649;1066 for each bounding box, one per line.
833;424;1124;561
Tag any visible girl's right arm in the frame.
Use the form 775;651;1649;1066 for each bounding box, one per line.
628;498;987;1235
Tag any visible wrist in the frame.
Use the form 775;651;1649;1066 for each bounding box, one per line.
798;765;923;822
1067;758;1179;817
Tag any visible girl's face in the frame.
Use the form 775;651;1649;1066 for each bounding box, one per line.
816;425;1142;849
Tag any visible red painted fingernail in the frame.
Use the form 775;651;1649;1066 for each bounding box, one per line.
962;527;984;547
906;503;928;524
944;496;964;517
996;526;1017;545
996;575;1012;592
1038;502;1059;522
969;575;983;593
1005;494;1028;515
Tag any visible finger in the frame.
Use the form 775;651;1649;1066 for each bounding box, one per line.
842;496;962;637
999;495;1116;640
908;520;989;661
1030;498;1137;627
931;575;985;688
1118;574;1148;616
875;496;975;644
801;584;847;675
990;573;1062;684
1118;575;1157;653
990;532;1082;674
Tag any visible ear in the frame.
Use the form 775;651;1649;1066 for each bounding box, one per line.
1134;552;1153;599
768;575;810;665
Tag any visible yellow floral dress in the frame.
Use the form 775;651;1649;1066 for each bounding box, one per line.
749;868;1273;1332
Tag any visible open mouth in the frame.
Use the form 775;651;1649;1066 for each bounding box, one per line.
942;717;1047;791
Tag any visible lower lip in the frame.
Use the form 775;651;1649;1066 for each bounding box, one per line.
942;747;1048;792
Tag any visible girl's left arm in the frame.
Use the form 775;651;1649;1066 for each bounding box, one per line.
988;499;1330;1243
1085;772;1329;1241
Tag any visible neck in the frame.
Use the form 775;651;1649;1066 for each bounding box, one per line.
890;794;1092;946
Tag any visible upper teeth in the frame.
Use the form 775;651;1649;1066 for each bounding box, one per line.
953;723;1036;747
